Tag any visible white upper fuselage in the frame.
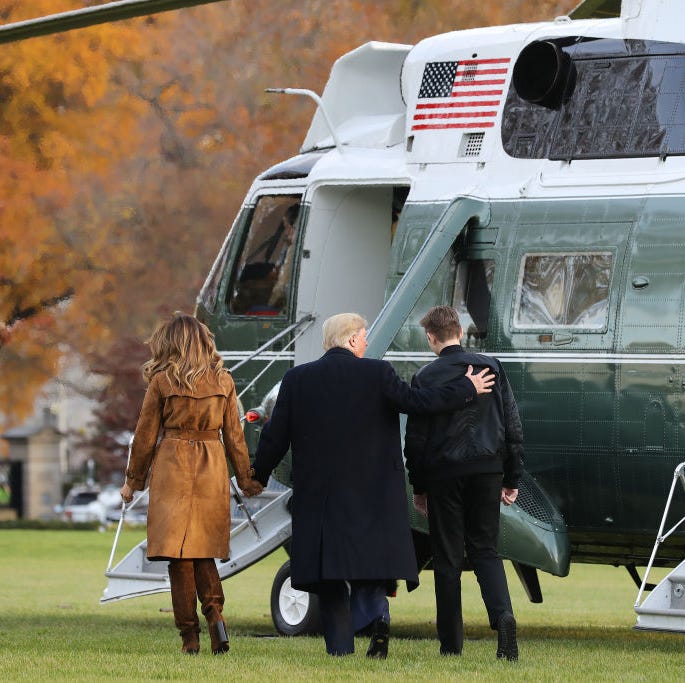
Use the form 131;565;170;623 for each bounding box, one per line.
247;5;685;210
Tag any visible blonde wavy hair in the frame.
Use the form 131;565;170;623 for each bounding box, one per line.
142;312;223;389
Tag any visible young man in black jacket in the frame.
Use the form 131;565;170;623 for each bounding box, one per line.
404;305;524;661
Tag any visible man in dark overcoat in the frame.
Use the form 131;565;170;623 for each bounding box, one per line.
252;312;495;657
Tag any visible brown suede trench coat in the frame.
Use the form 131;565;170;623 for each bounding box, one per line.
125;370;252;561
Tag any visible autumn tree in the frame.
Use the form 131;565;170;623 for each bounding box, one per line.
0;0;155;423
1;0;578;467
79;335;149;481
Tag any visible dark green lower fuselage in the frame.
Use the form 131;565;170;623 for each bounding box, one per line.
197;191;685;575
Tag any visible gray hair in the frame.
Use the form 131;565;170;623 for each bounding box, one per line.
322;313;367;351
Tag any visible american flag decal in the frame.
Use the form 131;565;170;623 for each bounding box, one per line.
412;57;511;131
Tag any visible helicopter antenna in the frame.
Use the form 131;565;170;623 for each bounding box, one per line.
265;87;344;152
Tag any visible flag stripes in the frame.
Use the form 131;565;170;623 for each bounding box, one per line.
412;57;511;132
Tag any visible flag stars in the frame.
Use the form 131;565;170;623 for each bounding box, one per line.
418;61;460;99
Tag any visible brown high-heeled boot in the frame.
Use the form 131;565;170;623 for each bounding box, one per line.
194;559;229;654
168;559;201;654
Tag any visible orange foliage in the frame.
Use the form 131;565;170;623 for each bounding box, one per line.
0;1;158;424
1;0;578;435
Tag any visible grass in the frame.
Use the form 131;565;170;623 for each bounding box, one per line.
0;528;683;681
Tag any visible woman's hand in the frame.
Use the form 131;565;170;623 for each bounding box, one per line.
120;482;134;504
241;479;264;498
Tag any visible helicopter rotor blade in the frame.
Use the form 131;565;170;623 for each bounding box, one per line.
0;0;227;45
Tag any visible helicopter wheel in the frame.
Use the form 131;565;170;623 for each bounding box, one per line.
270;559;320;635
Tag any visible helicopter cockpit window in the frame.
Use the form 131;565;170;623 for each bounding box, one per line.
514;252;612;329
452;259;495;347
198;222;240;313
227;195;301;316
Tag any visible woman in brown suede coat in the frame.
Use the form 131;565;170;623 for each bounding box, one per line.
120;313;262;655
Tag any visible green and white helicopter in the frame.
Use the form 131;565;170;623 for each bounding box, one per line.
6;0;683;635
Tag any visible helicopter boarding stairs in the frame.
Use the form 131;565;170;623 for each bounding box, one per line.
101;480;292;603
634;462;685;633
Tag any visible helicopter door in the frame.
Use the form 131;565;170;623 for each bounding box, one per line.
614;211;685;533
294;185;400;364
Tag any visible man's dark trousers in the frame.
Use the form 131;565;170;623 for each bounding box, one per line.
316;580;389;655
426;472;513;653
317;581;355;655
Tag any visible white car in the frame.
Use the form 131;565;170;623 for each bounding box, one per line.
58;486;107;524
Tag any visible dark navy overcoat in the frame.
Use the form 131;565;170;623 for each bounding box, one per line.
253;347;476;592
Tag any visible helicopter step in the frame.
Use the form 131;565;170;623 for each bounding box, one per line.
100;483;292;603
634;462;685;633
634;560;685;633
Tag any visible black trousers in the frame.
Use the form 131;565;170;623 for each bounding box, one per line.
426;472;513;653
315;580;389;655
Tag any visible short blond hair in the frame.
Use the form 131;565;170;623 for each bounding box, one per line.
322;313;367;351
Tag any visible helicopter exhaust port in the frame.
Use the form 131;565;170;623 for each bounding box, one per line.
513;40;576;109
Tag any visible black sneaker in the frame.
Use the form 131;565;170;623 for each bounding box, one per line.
366;618;389;659
496;612;518;661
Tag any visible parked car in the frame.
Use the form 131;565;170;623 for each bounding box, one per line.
55;484;147;524
56;486;106;524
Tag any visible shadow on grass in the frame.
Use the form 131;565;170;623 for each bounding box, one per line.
3;611;278;655
6;612;682;657
390;620;684;655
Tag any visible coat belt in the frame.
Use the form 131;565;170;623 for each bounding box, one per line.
163;428;221;441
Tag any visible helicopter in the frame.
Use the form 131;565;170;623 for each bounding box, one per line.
9;0;679;634
96;0;685;636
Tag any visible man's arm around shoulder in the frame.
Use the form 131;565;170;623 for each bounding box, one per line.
381;360;495;415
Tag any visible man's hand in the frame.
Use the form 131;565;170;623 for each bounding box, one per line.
413;493;428;518
501;488;518;506
465;365;495;394
241;479;264;498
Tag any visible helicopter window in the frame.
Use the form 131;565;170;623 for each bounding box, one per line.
198;216;243;313
452;259;495;347
514;252;612;329
226;195;301;316
503;39;685;161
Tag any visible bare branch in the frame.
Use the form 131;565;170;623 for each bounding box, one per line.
5;288;74;328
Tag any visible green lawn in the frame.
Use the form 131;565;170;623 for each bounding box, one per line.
0;528;682;681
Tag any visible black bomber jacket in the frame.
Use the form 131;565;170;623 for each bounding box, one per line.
403;345;524;494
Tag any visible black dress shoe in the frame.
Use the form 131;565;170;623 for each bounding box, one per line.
366;618;389;659
496;612;518;661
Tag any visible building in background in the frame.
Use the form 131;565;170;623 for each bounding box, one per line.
0;355;101;519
